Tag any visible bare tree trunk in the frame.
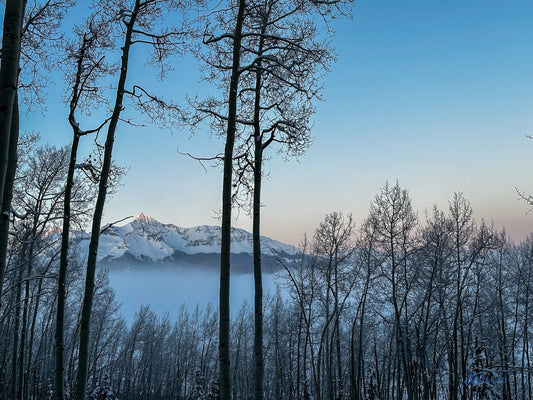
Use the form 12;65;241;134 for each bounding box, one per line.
218;1;246;399
56;27;96;397
18;245;34;400
55;131;80;399
252;97;264;400
252;22;266;400
26;270;45;400
495;246;512;400
351;255;371;400
74;3;140;399
333;255;342;400
0;94;19;306
251;119;265;395
0;0;24;307
10;246;25;399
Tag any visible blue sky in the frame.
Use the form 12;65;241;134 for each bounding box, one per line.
18;0;533;245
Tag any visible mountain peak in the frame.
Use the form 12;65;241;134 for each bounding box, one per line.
75;215;300;265
134;213;159;225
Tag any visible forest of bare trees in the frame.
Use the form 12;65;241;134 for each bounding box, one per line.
0;1;531;400
1;168;532;400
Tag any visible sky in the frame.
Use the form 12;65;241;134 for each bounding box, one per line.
17;0;533;246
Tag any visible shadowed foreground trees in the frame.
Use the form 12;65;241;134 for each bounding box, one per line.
0;140;96;399
0;180;532;400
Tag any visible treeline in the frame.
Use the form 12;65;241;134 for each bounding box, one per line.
1;165;532;400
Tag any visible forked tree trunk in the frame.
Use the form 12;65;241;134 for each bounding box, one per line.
56;30;95;400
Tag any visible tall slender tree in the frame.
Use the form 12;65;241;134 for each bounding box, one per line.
217;3;246;398
74;4;140;394
56;17;112;400
74;1;189;398
0;0;24;209
196;1;248;398
0;0;25;307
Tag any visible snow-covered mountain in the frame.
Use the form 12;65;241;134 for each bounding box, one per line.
77;213;300;273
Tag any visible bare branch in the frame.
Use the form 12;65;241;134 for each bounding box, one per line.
100;215;134;234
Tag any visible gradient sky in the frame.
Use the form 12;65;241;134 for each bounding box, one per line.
18;0;533;246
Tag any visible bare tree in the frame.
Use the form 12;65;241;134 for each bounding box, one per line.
55;15;113;400
196;1;247;398
74;1;190;398
312;212;355;400
446;193;493;400
365;181;419;400
350;218;380;400
2;141;94;399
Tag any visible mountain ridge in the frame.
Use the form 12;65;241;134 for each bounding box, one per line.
76;213;300;273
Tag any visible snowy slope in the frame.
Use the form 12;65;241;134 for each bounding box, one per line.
76;213;300;265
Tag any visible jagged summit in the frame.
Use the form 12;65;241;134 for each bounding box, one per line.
134;212;160;225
